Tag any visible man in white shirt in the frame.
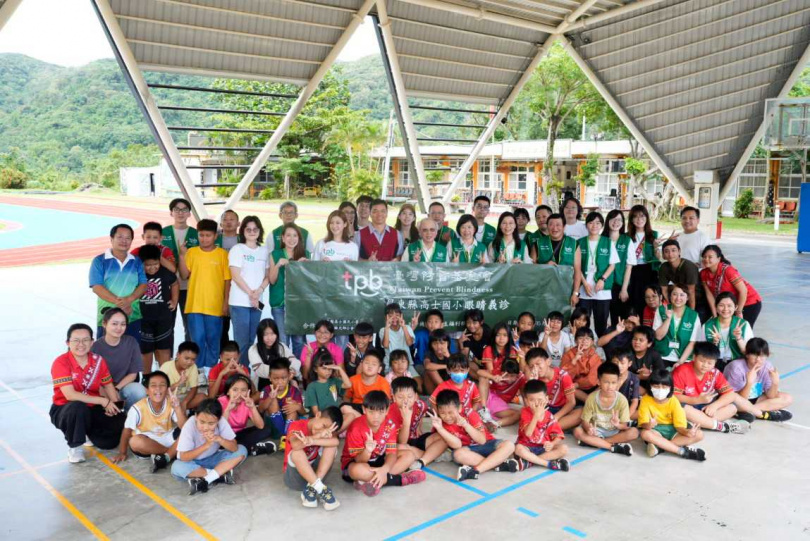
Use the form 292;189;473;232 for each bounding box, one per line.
674;206;710;266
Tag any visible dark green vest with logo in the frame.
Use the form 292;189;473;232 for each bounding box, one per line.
578;236;615;289
612;234;632;286
536;235;576;266
654;305;699;358
450;237;488;263
407;241;448;262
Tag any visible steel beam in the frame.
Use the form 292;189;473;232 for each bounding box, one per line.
0;0;22;32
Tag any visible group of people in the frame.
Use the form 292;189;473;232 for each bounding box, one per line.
50;194;791;509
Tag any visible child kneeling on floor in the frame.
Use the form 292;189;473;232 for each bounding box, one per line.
639;369;705;461
432;389;518;482
514;379;569;472
284;406;343;511
340;390;426;497
573;362;638;456
113;371;187;472
171;398;248;495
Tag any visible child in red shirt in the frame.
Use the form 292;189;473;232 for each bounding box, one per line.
673;342;757;434
207;341;250;398
388;377;448;470
430;354;481;419
432;389;518;482
514;379;569;472
284;406;343;510
525;347;581;431
560;327;602;402
340;391;425;497
478;323;524;428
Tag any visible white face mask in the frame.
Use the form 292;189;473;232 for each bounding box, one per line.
651;387;670;400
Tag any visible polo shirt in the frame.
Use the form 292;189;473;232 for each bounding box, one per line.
89;249;147;325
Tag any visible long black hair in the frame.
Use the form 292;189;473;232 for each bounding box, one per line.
256;319;285;364
602;209;626;237
493;212;522;258
702;244;732;266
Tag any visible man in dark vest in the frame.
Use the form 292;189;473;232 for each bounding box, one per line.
356;199;403;261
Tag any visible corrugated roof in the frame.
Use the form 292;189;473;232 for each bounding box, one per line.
566;0;810;189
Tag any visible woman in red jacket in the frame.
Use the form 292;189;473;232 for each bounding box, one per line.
700;245;762;328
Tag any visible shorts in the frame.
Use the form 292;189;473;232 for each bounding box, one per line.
284;457;322;491
131;427;180;455
170;445;247;480
653;424;678;440
523;444;550;456
341;402;364;414
140;316;174;353
342;454;386;483
548;405;562;415
486;393;511;415
462;439;502;460
408;433;431;451
595;427;620;439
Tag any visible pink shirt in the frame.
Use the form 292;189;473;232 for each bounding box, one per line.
218;396;251;433
300;342;344;366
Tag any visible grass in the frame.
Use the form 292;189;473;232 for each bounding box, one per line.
716;216;798;236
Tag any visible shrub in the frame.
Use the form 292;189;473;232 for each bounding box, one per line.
0;167;29;189
348;170;381;200
734;189;754;219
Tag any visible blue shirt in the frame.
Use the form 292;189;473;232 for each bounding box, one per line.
89;249;147;325
413;328;458;366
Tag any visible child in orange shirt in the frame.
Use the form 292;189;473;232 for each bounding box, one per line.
561;327;602;402
341;350;391;427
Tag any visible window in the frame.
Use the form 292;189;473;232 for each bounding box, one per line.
449;159;473;189
778;159;806;200
509;166;531;192
596;172;619;196
737;158;767;198
478;161;501;190
398;160;411;186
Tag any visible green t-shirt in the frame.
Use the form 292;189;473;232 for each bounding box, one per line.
304;378;344;411
269;248;311;308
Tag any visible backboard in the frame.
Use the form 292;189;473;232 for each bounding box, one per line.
763;98;810;151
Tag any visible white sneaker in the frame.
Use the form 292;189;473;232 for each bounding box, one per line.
83;437;94;447
68;447;86;464
478;407;500;429
435;449;453;463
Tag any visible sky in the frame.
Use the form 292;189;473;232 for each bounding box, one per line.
0;0;380;67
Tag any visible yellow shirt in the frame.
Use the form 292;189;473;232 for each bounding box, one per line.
185;247;231;316
162;360;199;401
638;395;687;428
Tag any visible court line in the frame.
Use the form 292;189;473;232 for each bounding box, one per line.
769;342;810;353
517;507;539;518
0;378;216;540
0;439;109;540
783;422;810;431
384;450;604;541
0;458;68;480
782;363;810;379
422;466;491;497
562;526;588;538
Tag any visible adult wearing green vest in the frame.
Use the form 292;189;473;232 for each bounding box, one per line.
527;204;551;260
405;218;450;262
450;214;489;263
268;223;311;358
574;212;619;337
161;198;199;342
703;292;753;371
535;213;578;267
653;283;702;365
627;205;662;317
602;209;636;326
428;202;457;246
472;195;497;247
267;201;315;255
489;212;533;264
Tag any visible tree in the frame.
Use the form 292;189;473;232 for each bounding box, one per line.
734;189;755;218
577;153;599;187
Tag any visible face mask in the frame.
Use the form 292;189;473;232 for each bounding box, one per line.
651;387;670;400
450;372;468;385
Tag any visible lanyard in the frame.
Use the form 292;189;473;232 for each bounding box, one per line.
551;239;563;263
587;240;597;272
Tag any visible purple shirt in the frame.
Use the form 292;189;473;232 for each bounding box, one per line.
723;359;773;399
177;415;236;460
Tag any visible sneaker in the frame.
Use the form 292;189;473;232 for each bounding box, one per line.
435;449;453;463
626;420;638;428
494;458;519;473
548;459;570;472
457;465;479;481
479;408;500;431
723;421;751;435
251;440;277;456
409;459;425;471
318;486;340;511
735;412;756;424
762;410;792;422
188;478;209;495
279;436;287;451
681;446;706;462
516;458;531;472
150;454;168;473
401;470;427;486
220;470;236;485
83;437;94;447
353;480;381;497
610;443;633;456
301;485;318;508
67;447;86;464
646;443;659;458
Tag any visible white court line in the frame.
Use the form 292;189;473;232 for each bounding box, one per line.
783;421;810;431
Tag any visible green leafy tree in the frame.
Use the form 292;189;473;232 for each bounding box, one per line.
734;189;755;218
577;153;599;187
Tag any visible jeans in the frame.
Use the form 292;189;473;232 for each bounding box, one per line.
187;313;223;369
272;307;305;359
230;305;262;367
119;382;147;410
171;446;247;480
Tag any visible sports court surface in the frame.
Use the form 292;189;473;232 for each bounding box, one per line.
0;198;808;540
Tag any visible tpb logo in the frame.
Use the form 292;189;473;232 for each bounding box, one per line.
343;269;383;297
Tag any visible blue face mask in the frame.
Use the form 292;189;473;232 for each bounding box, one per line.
450;372;468;384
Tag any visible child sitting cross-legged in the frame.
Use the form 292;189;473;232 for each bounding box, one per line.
513;379;570;472
341;349;391;428
340;390;426;497
477;323;525;428
112;371;187;472
431;389;519;482
387;377;448;469
430;354;482;422
284;406;343;511
560;327;602;403
304;349;352;430
171;398;248;495
572;362;638;456
162;341;205;413
219;374;276;457
524;347;581;431
612;349;640;421
207;341;250;399
639;369;705;461
722;338;793;423
258;358;305;441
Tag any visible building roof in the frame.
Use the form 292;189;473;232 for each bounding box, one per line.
372;139;634;159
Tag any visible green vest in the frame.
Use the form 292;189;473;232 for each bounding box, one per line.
654;305;699;359
578;236;615;289
407;240;448;263
612;234;632;286
271;224;309;250
492;238;527;263
269;248;311;308
437;225;457;246
704;316;747;360
450;237;488;263
536;235;576;266
161;226;198;262
636;230;661;271
479;223;496;247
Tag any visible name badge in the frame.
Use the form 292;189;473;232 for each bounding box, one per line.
668;341;680;349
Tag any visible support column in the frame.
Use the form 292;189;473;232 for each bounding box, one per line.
0;0;22;32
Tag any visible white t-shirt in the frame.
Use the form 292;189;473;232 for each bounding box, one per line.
579;239;620;300
378;325;417;376
489;241;534;264
228;243;269;307
653;310;703;361
313;239;359;262
564;221;589;240
538;332;574;367
677;230;710;266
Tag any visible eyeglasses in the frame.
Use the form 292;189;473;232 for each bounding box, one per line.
69;338;93;345
173;207;191;213
244;227;260;233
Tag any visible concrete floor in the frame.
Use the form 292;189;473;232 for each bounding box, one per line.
1;236;809;541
